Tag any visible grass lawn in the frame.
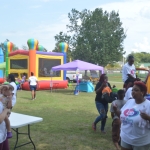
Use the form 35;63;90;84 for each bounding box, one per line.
9;74;123;150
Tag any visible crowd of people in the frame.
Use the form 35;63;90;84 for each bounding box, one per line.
0;54;150;149
92;55;150;150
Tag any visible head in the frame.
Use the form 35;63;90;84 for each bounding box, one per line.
0;84;14;97
127;55;134;66
99;74;108;82
117;89;125;100
7;74;15;83
23;73;26;76
132;81;147;100
31;72;34;76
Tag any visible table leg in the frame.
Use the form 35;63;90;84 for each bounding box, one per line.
14;128;19;150
28;125;36;150
12;125;36;150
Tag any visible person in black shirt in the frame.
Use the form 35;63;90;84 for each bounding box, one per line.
92;74;111;133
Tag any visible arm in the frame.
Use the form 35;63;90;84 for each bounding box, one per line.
0;109;9;123
95;85;104;94
28;78;30;85
127;74;136;79
127;73;140;81
7;97;12;109
140;112;150;121
113;105;121;117
95;82;106;94
36;81;39;88
114;110;121;117
110;103;115;119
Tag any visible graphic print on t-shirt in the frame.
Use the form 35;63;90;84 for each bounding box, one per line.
121;108;140;126
130;69;135;76
124;108;139;117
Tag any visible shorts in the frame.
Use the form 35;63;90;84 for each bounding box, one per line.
30;85;37;91
112;119;121;143
121;140;150;150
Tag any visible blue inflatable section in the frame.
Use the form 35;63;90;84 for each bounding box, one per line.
79;81;94;92
0;47;4;78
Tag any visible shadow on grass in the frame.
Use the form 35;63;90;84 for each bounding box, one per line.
20;96;32;100
43;88;94;96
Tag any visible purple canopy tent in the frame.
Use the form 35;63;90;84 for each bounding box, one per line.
51;60;104;73
51;60;104;95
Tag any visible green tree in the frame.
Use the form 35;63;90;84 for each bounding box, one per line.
127;52;150;66
54;8;126;66
71;8;126;66
22;45;28;50
12;44;18;51
53;32;72;62
43;48;47;52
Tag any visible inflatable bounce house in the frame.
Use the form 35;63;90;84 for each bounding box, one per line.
0;47;5;83
2;39;68;90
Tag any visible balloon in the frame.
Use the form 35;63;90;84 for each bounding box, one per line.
37;45;44;51
27;39;38;50
4;42;13;53
59;42;68;53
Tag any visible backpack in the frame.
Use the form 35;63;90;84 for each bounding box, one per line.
101;92;117;103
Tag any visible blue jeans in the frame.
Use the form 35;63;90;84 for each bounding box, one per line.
94;101;108;131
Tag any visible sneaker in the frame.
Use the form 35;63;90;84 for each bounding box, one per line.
101;130;106;134
7;132;12;139
92;123;96;131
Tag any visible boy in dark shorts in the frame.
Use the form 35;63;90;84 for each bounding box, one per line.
110;89;126;150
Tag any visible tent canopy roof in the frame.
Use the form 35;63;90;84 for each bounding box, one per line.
52;60;104;73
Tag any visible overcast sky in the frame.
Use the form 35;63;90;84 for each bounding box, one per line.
0;0;150;56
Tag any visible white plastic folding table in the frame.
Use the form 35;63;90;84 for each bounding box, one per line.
10;112;43;150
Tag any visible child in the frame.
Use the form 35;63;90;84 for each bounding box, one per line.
0;84;14;139
102;78;112;95
110;89;126;150
20;73;26;90
102;86;112;95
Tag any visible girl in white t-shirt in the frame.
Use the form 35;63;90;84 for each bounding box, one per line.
0;85;14;139
20;73;26;90
0;101;10;150
7;74;17;107
28;72;38;100
113;81;150;150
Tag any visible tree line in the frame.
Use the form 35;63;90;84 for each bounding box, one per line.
1;8;150;67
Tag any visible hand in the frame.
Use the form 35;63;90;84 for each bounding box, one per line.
136;78;141;81
140;112;150;121
102;81;107;87
4;108;10;114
